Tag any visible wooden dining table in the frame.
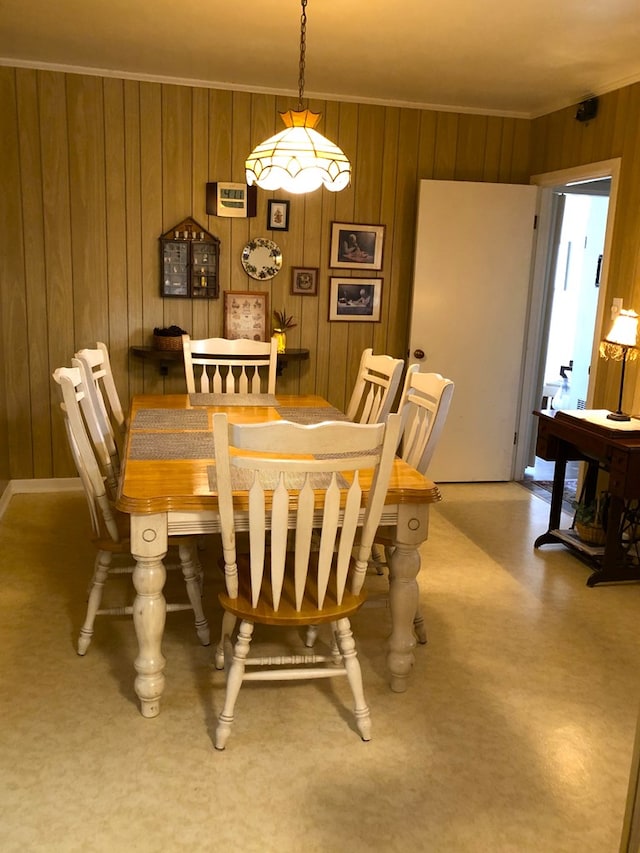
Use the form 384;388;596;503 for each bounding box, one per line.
116;392;441;717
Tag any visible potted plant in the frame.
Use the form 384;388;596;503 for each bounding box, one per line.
574;491;608;545
273;309;296;353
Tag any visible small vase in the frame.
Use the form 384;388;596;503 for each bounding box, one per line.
274;331;286;353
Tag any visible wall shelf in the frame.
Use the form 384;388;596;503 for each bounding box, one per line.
130;346;309;377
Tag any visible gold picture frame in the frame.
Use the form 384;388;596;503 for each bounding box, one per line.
223;290;269;340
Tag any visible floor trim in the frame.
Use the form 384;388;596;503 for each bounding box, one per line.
0;478;82;521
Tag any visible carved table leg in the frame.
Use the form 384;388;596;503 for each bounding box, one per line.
130;513;168;718
387;503;429;693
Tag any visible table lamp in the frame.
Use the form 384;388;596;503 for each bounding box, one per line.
599;308;638;421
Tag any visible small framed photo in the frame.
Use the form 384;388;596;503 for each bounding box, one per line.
267;199;290;231
206;182;257;218
329;222;385;270
329;278;382;323
223;290;269;340
291;267;318;296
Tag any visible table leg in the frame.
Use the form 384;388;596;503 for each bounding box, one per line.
534;453;567;547
130;513;168;718
388;503;429;692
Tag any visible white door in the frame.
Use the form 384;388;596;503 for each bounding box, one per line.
409;179;538;482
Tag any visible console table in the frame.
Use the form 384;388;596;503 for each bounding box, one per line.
533;409;640;585
130;345;309;376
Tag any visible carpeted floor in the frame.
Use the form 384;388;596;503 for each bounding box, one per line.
1;485;639;852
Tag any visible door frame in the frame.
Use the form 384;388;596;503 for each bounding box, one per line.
513;158;621;479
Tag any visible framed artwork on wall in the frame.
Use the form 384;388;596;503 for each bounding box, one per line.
223;290;269;340
329;278;382;323
291;267;318;296
267;199;290;231
329;222;385;270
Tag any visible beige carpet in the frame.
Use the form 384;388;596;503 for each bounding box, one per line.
1;484;639;852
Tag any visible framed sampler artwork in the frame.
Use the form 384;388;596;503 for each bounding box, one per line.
223;290;269;340
329;278;382;323
329;222;385;270
291;267;318;296
267;199;290;231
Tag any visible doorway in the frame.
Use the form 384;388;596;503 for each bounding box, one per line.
514;158;621;486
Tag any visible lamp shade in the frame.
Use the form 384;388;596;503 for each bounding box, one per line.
603;309;638;348
245;109;351;194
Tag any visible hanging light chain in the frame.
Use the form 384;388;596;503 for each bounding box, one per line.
297;0;307;110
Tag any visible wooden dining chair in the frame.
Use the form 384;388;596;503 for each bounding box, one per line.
182;335;278;395
52;366;210;656
372;365;455;643
74;342;126;438
346;347;404;424
212;410;402;749
71;354;121;499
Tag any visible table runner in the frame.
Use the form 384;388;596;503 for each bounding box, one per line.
275;406;350;424
189;393;278;407
129;432;215;460
131;409;209;430
207;466;348;491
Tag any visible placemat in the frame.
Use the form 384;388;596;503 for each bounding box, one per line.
208;466;348;491
129;432;215;460
275;406;351;424
131;408;209;430
190;393;278;407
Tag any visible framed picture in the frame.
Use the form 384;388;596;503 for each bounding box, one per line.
267;199;290;231
329;222;385;270
329;278;382;323
291;267;318;296
223;290;269;340
206;182;257;218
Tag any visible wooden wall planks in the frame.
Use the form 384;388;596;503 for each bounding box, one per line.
530;83;640;410
15;66;640;480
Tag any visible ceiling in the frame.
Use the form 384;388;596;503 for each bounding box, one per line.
2;0;640;118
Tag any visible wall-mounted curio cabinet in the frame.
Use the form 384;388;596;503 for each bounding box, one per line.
160;217;220;299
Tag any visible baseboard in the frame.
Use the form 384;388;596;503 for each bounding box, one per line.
0;478;82;521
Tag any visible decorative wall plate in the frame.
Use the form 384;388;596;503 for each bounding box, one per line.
241;238;283;280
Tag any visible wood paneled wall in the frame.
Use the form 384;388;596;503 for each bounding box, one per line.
531;83;640;410
1;66;530;479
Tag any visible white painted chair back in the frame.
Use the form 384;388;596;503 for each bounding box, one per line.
74;342;126;437
182;335;278;395
214;412;401;610
52;366;210;655
70;355;120;498
52;367;120;542
212;411;401;748
346;347;404;424
397;365;455;474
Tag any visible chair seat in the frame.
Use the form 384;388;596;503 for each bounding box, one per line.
219;553;366;626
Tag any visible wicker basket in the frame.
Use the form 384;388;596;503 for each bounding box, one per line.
153;334;183;351
575;521;606;546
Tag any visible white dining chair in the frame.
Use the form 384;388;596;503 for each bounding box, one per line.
346;347;404;424
182;335;278;395
372;365;455;643
71;354;121;499
212;410;401;749
52;366;210;656
74;342;126;438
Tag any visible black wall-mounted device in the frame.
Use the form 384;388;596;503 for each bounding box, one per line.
575;97;599;123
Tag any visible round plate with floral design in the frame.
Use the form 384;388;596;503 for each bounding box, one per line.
241;238;283;280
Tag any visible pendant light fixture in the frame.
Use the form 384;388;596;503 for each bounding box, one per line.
245;0;351;194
